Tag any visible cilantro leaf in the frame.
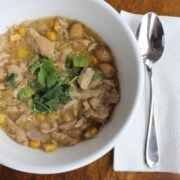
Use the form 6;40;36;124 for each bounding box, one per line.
38;67;47;87
47;72;58;88
28;55;41;74
5;73;16;87
32;99;50;112
44;99;60;111
37;59;58;88
44;83;63;99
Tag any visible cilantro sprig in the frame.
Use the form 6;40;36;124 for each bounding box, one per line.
17;56;71;112
17;54;90;113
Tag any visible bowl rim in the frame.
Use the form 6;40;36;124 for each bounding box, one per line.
0;0;144;174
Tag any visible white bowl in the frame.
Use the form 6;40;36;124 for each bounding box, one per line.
0;0;143;174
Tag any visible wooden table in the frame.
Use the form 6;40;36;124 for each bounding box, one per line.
1;0;180;179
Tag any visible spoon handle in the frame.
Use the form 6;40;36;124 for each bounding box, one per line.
145;66;159;168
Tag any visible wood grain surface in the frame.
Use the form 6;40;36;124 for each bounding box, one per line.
1;0;180;179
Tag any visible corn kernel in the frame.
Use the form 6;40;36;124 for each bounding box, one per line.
85;127;99;139
35;113;45;122
43;143;57;152
90;55;97;65
17;48;28;58
71;107;78;117
29;140;40;149
58;42;68;50
48;112;57;121
0;114;6;125
17;27;26;37
46;31;57;41
9;34;21;41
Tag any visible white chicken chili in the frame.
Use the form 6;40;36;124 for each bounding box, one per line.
0;17;119;152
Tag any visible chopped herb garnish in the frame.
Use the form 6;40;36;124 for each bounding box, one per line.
18;55;72;113
66;55;89;68
32;99;50;112
17;85;35;101
5;73;16;87
28;55;41;74
72;55;89;68
37;59;58;88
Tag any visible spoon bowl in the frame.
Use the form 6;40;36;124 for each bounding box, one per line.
136;13;164;66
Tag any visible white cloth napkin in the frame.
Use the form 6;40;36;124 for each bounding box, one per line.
114;11;180;173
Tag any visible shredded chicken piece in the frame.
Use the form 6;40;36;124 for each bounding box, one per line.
40;122;57;134
35;21;49;33
70;89;102;99
103;79;116;87
6;106;22;116
0;84;5;90
60;47;72;62
54;18;69;38
59;121;77;131
29;28;55;58
88;42;98;52
88;79;102;89
70;39;91;52
104;89;119;104
19;63;28;73
16;117;27;125
77;68;94;90
83;101;91;111
52;132;79;146
89;98;101;110
77;39;91;47
6;118;28;145
75;118;90;130
6;103;29;120
16;114;38;131
75;118;85;128
82;85;119;123
83;100;110;122
63;99;78;109
0;53;9;67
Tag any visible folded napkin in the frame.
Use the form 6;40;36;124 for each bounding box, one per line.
114;11;180;173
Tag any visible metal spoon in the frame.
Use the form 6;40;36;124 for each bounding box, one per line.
135;12;164;168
